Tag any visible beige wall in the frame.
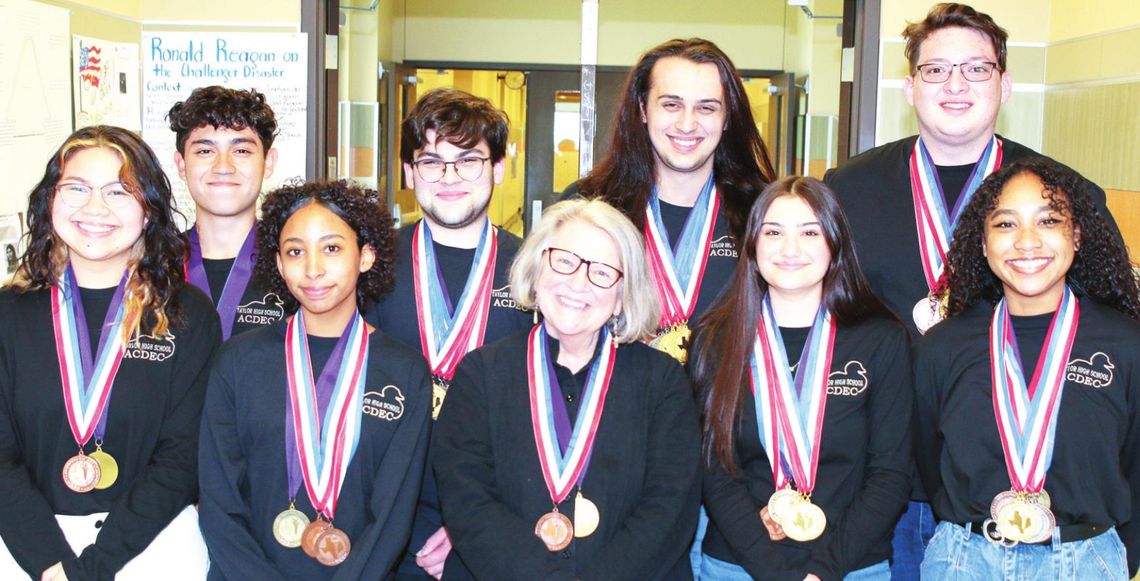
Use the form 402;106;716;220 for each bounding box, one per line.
395;0;791;70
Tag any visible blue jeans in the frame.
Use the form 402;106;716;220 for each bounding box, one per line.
700;554;890;580
690;506;708;578
891;501;935;580
921;521;1128;581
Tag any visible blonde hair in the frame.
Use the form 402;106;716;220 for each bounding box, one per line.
510;199;659;344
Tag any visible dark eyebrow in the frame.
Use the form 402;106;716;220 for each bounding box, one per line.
189;136;259;147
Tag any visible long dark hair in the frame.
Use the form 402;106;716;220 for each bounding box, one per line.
691;176;893;473
943;158;1140;319
577;38;776;242
255;180;396;315
10;125;186;336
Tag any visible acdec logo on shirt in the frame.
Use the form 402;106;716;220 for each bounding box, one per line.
124;333;176;362
363;385;405;421
827;360;868;397
708;235;739;259
1066;352;1114;389
235;293;285;326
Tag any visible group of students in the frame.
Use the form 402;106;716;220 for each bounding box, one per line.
0;2;1138;580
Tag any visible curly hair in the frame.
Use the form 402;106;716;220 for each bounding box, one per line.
167;86;278;153
8;125;187;337
254;180;395;315
577;38;775;243
943;158;1140;319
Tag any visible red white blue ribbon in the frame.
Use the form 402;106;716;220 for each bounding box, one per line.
989;286;1079;493
749;298;836;495
285;311;369;519
52;265;137;447
909;136;1002;290
412;219;496;381
644;177;719;328
527;323;616;504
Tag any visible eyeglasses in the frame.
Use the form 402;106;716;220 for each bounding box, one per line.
544;247;623;289
54;182;137;209
914;61;999;83
412;156;491;183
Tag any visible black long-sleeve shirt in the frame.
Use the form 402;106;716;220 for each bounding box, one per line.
365;221;533;577
434;330;702;580
914;300;1140;575
824;135;1120;339
198;320;432;580
697;317;913;581
0;285;221;580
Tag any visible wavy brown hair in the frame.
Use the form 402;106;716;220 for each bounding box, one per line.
942;158;1140;319
577;38;776;243
903;3;1008;72
254;180;396;315
8;125;186;337
690;176;894;473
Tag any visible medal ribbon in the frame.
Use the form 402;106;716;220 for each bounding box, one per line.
52;265;137;447
644;176;719;328
909;136;1002;290
989;287;1079;493
284;312;369;519
527;323;616;504
185;225;258;341
749;297;836;496
412;219;497;382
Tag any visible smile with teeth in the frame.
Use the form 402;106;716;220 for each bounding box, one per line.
669;136;702;149
941;102;971;110
557;296;588;310
75;222;116;235
1007;257;1051;272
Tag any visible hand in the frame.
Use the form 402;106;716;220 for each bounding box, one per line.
41;562;67;581
759;506;786;542
415;526;452;579
804;575;822;581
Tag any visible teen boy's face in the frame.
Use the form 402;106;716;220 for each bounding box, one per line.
640;56;726;181
175;125;278;222
276;203;375;335
403;130;504;231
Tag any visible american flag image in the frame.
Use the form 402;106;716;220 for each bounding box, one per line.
80;44;103;88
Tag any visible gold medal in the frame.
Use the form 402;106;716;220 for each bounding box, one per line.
62;453;101;493
272;504;310;548
89;446;118;490
995;498;1046;542
431;376;449;420
573;491;599;538
650;323;691;364
301;518;331;558
766;488;802;526
535;510;573;551
313;526;351;566
783;498;827;542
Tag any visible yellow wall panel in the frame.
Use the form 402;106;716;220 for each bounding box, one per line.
1043;83;1140;190
1049;0;1140;42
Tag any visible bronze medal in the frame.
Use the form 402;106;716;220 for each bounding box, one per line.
572;491;600;538
431;376;449;421
783;498;827;542
89;447;118;490
62;453;101;493
535;510;573;552
989;489;1019;520
649;323;691;364
301;519;331;558
272;506;310;548
313;526;351;566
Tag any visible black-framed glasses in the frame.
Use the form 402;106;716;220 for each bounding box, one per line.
544;247;623;289
54;182;137;209
412;156;491;183
915;61;999;83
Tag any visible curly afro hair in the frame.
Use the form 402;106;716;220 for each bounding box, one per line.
943;158;1139;320
167;86;278;153
254;179;395;315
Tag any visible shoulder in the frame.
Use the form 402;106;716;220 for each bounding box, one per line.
369;329;431;379
825;136;916;186
496;228;524;254
1078;300;1140;338
915;303;990;356
841;316;910;347
178;283;219;318
995;136;1041;162
212;321;284;365
617;341;690;384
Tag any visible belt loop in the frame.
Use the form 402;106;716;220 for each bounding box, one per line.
1051;523;1062;551
963;521;975;541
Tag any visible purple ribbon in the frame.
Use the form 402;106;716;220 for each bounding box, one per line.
543;333;600;488
66;263;129;443
186;226;257;341
283;315;357;501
